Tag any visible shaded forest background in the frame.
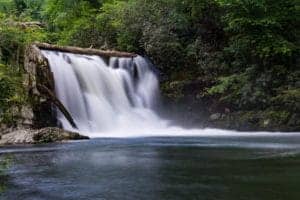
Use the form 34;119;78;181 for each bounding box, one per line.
0;0;299;131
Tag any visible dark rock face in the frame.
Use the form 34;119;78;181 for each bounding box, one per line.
0;45;59;136
24;45;57;128
0;127;89;145
24;44;77;129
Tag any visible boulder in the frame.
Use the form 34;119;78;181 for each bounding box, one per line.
33;127;89;143
0;130;34;145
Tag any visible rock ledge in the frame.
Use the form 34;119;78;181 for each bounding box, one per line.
0;127;89;145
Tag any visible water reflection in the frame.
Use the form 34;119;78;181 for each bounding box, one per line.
0;155;13;194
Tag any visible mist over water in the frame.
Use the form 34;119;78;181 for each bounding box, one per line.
42;51;299;138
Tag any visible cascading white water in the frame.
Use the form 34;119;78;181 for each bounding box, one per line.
42;50;170;137
42;50;299;138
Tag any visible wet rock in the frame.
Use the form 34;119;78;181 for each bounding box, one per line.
210;113;221;121
0;127;89;145
24;45;57;128
0;130;34;145
33;127;89;143
0;105;34;135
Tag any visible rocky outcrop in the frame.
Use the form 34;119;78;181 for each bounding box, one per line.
0;106;34;135
0;130;34;145
24;44;57;128
0;127;89;145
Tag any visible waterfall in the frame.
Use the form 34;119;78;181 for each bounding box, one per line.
42;50;170;137
42;50;295;138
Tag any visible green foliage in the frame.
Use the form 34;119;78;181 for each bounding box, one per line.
0;63;27;124
0;13;47;66
0;64;16;109
203;0;300;112
207;74;244;95
0;2;47;125
0;5;47;118
20;0;46;20
41;0;223;73
91;0;222;74
0;0;45;19
0;0;14;13
42;0;103;46
218;0;298;61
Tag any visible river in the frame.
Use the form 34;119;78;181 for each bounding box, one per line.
1;134;300;200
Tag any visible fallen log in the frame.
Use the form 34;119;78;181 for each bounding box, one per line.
34;42;137;58
37;84;77;129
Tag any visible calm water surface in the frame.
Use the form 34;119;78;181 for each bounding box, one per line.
1;135;300;200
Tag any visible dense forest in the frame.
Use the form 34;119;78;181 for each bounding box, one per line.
0;0;299;131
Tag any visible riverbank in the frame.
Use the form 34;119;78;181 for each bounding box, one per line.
161;80;300;132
